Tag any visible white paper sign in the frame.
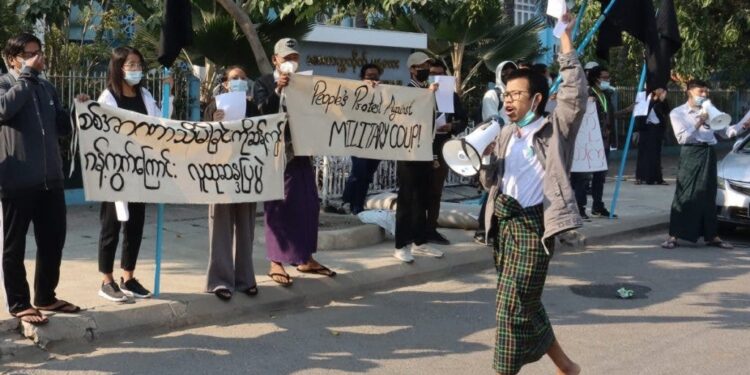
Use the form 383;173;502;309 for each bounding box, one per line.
75;101;287;204
572;100;608;173
434;75;456;114
435;113;447;134
553;20;569;38
215;91;247;121
284;74;435;161
547;0;567;18
633;91;650;117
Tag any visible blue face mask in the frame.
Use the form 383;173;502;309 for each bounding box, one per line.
516;96;539;128
124;71;143;86
694;95;707;106
229;79;248;93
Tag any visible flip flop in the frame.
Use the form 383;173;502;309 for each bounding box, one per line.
36;300;81;314
296;265;337;277
243;286;259;296
267;272;293;287
12;309;49;326
706;240;733;249
661;239;679;249
213;288;232;301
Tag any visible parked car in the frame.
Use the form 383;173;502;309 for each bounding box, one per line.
717;133;750;230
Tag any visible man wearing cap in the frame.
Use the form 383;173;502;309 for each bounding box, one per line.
392;52;444;263
253;38;337;287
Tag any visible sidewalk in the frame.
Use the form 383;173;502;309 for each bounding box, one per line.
0;154;680;359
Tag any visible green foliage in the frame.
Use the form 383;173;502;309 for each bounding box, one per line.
0;0;28;71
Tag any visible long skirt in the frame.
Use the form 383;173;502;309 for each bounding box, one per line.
669;144;717;242
635;124;666;184
264;157;319;264
493;194;555;375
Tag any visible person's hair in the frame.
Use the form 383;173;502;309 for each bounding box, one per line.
221;65;247;82
531;63;548;76
2;33;43;61
107;46;146;99
686;79;709;91
359;63;382;79
505;69;550;116
516;60;532;69
430;60;448;73
586;66;605;88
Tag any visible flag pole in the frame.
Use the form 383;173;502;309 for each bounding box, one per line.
609;63;647;218
154;67;170;297
571;0;589;41
549;0;618;95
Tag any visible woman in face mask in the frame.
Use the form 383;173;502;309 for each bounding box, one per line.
202;65;262;300
83;46;173;303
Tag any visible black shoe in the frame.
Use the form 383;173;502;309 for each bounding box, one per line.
578;207;590;220
426;231;450;245
591;206;617;218
473;231;485;244
120;277;152;298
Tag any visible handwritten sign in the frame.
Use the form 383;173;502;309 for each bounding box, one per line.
284;74;434;161
571;100;608;173
74;101;286;204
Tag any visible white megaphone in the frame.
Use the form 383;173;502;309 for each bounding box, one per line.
701;100;732;130
442;120;501;177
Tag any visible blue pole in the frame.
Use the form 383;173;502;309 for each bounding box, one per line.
571;0;589;41
609;63;648;218
154;67;171;297
549;0;619;95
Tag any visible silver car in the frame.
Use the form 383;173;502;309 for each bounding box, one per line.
717;134;750;229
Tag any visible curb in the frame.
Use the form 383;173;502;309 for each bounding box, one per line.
0;216;671;360
318;224;385;251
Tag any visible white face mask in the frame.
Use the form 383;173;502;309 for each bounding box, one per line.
600;81;612;91
279;61;298;74
124;70;143;86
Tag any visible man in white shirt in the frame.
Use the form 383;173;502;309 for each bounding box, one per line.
479;15;584;375
662;79;750;249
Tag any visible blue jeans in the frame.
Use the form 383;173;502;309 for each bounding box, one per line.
342;157;381;214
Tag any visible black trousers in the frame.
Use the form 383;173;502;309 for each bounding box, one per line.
635;124;665;184
395;161;431;249
342;157;381;214
98;202;146;274
2;189;66;313
571;148;609;210
427;160;449;232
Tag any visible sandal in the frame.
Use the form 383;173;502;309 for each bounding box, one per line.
11;308;49;326
244;286;259;296
213;288;232;301
267;272;293;287
296;265;337;277
706;240;733;249
661;239;679;249
36;299;81;314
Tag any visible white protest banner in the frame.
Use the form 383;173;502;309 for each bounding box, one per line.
284;74;434;161
572;100;608;173
74;101;286;204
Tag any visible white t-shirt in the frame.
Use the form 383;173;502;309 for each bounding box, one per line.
502;117;545;208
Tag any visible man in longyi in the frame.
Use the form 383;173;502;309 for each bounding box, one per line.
479;15;583;375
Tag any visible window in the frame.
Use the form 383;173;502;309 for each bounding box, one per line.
515;0;539;25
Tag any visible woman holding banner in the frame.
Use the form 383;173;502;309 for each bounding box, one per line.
253;38;336;286
203;65;261;300
79;46;172;302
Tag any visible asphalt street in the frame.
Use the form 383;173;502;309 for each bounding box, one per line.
3;229;749;375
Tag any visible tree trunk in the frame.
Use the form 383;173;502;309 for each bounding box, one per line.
452;43;465;96
216;0;273;75
354;6;367;28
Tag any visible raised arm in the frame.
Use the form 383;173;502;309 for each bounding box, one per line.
551;15;587;141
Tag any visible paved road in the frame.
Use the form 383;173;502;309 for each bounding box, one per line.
3;230;749;375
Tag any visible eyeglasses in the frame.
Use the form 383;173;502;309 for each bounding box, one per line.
123;62;143;69
502;90;530;101
19;50;43;59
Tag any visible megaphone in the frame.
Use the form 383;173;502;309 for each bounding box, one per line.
442;120;501;177
701;100;732;130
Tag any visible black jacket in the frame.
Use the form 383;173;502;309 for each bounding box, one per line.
0;67;71;197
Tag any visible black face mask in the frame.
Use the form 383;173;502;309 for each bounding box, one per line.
415;69;429;82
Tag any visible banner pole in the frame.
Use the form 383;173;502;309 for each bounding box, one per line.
571;0;589;41
609;63;648;218
549;0;618;95
154;67;171;297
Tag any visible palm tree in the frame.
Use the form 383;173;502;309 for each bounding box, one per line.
383;3;544;96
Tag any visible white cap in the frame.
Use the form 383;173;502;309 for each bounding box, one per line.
584;61;600;70
407;52;432;68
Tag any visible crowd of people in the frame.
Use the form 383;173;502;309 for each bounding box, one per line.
1;14;749;374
